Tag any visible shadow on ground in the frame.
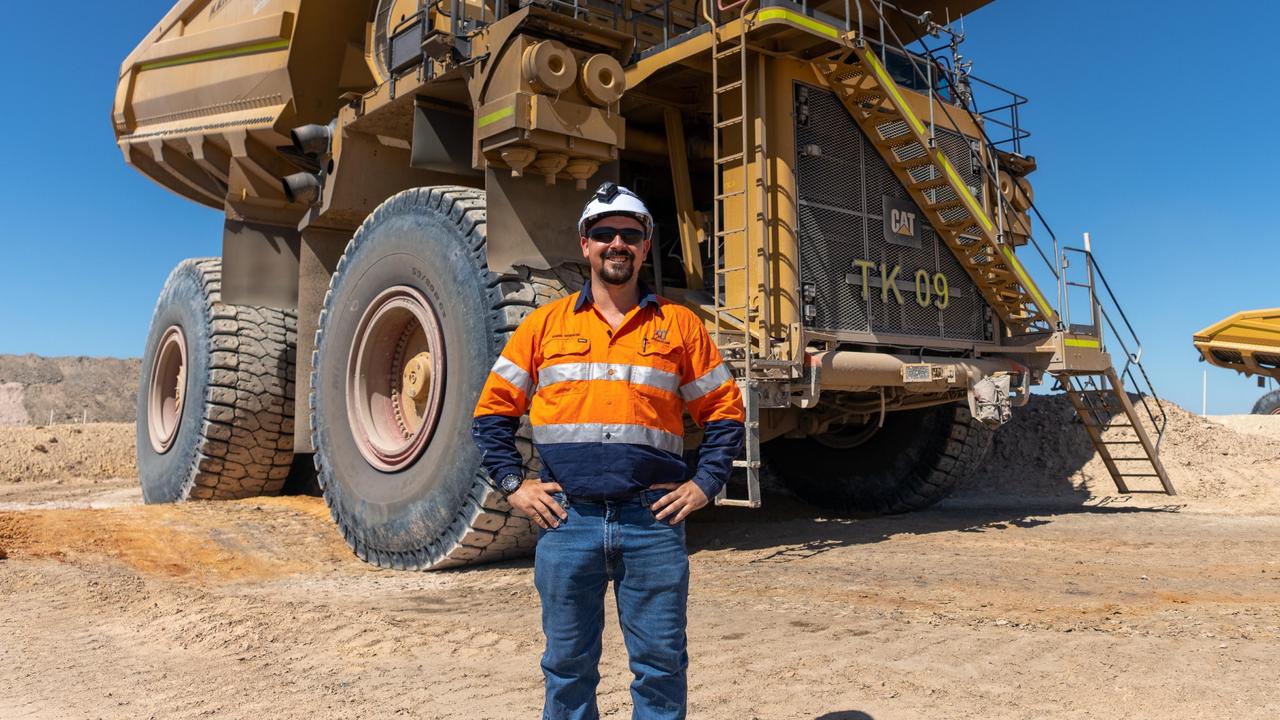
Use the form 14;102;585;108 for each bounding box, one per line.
666;391;1192;559
684;490;1183;562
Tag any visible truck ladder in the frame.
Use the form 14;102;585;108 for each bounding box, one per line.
717;377;762;508
705;0;761;507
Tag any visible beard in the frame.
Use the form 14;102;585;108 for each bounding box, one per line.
597;249;635;286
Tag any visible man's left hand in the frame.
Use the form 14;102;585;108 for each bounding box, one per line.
649;480;709;524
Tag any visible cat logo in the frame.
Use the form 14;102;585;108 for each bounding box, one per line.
882;196;922;248
890;208;916;238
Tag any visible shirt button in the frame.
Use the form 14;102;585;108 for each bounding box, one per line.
604;432;612;439
607;368;615;376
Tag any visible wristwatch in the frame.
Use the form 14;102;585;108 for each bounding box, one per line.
497;473;523;497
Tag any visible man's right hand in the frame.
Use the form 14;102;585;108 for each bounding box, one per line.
507;480;568;529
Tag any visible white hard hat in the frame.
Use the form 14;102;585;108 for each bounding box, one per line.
578;182;653;239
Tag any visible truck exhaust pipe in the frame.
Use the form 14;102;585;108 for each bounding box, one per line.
290;123;333;157
282;171;323;205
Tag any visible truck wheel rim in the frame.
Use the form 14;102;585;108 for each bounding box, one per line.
347;286;446;472
148;325;187;454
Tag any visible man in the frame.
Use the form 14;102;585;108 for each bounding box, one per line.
472;183;745;719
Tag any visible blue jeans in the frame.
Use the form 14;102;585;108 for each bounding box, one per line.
534;488;689;720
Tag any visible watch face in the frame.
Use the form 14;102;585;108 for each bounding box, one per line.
501;475;522;494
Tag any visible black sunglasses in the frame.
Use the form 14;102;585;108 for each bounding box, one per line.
586;226;646;245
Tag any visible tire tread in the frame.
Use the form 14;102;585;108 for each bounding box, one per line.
311;187;584;571
167;258;297;500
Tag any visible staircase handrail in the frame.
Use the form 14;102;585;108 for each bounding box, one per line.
1062;245;1168;448
859;5;1062;330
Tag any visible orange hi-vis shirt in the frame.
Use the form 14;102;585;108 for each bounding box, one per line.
472;281;745;500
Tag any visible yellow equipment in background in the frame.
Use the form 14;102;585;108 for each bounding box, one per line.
1194;309;1280;414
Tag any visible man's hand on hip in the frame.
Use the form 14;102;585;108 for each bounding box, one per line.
649;480;709;524
508;481;568;529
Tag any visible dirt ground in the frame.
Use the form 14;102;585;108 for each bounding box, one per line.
2;397;1279;719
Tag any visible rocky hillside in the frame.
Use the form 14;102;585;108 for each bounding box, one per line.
0;355;141;425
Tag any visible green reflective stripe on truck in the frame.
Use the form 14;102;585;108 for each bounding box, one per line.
138;39;291;71
1064;337;1100;348
862;50;926;136
477;105;515;128
935;151;993;232
755;8;839;39
1000;245;1053;319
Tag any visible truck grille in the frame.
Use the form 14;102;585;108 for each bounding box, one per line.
795;83;993;343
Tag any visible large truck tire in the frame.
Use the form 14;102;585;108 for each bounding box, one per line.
1251;389;1280;415
765;402;993;514
311;186;578;570
136;258;297;503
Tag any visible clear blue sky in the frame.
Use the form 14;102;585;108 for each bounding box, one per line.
0;1;1274;414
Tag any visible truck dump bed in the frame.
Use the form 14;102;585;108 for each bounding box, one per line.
111;0;373;213
113;0;992;215
1193;309;1280;380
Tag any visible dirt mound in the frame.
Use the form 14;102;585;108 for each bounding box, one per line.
1207;414;1280;439
0;354;141;425
0;496;354;581
962;393;1280;506
0;423;136;483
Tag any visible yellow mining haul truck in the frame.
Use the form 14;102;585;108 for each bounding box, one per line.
1194;309;1280;414
115;0;1173;570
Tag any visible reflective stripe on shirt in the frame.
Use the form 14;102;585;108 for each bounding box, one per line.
537;362;681;395
532;422;684;455
490;355;533;396
680;363;732;402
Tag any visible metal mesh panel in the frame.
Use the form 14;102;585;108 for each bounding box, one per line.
864;135;909;202
798;203;869;331
795;82;992;342
936;236;989;339
936;128;982;193
876;119;909;139
938;204;970;227
796;89;865;214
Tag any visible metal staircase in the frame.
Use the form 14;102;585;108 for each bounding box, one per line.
807;4;1174;496
705;0;761;507
1051;239;1175;495
812;41;1057;336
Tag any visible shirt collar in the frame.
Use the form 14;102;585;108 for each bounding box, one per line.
574;278;662;316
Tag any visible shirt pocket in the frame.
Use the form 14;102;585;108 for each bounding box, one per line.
633;342;686;431
537;337;592;399
637;339;683;376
